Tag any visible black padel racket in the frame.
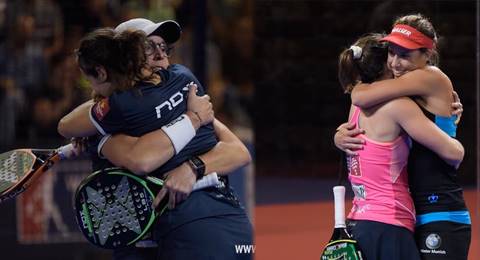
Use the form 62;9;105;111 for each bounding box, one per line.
74;167;221;249
320;186;363;260
0;144;73;203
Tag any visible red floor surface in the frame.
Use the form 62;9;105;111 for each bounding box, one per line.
255;189;478;260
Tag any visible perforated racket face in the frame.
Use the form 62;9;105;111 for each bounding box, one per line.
0;150;35;194
321;240;363;260
74;169;158;249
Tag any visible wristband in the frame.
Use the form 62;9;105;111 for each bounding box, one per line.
97;135;112;159
161;114;196;154
435;115;457;138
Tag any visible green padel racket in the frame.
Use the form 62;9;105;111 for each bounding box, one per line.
320;186;363;260
74;167;220;249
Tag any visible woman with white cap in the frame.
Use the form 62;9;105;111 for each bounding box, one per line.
334;14;471;260
59;19;253;260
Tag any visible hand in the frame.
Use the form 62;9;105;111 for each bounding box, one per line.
70;137;88;156
186;83;214;125
451;91;463;125
153;162;196;210
334;122;365;156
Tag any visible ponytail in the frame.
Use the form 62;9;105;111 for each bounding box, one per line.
338;48;359;93
337;33;388;94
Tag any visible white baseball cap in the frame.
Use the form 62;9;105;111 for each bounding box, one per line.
115;18;181;44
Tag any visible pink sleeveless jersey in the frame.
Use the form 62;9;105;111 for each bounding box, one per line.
347;106;416;232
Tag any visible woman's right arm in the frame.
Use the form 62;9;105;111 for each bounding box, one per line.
351;68;439;108
101;118;250;176
57;99;97;138
390;97;464;168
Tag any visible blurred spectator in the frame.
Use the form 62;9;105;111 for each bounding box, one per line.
0;13;48;95
82;0;117;30
0;77;18;149
31;0;64;60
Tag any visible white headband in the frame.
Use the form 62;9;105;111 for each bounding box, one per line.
349;45;362;60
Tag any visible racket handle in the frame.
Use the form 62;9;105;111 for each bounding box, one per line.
57;144;75;159
192;172;221;191
333;186;346;228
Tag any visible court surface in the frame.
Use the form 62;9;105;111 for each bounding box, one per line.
255;178;478;260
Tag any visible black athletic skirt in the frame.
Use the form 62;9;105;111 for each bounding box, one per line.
415;221;471;260
347;219;421;260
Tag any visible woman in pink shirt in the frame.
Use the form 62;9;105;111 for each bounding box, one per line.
337;33;464;260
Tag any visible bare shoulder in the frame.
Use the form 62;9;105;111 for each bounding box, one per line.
425;66;451;81
381;97;419;118
383;96;416;107
422;66;452;87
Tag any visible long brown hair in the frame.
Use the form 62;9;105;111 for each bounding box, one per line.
393;13;440;66
76;28;154;92
338;33;388;93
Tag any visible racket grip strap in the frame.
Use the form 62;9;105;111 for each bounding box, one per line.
192;172;221;191
57;144;75;159
333;186;346;228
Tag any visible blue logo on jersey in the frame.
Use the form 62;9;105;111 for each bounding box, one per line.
428;194;439;203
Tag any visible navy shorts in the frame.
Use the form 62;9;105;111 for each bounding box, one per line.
113;246;156;260
157;214;254;260
415;221;471;260
347;219;421;260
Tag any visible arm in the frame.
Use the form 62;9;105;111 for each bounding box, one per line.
101;110;204;175
57;99;97;138
351;69;437;108
198;119;252;175
391;98;464;168
154;119;252;209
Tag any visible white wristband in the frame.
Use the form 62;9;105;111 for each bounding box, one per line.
161;114;196;154
97;135;112;159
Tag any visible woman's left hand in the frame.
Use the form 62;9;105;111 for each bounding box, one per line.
153;162;196;210
451;91;463;125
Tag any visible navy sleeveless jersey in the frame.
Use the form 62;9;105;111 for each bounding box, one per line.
89;64;218;176
407;106;467;215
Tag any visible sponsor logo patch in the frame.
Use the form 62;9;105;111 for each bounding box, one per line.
351;183;366;200
425;233;441;250
428;194;439;203
420;233;447;255
94;98;110;121
347;155;362;177
392;27;412;36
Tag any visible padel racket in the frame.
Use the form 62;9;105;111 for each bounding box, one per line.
0;144;74;203
320;186;363;260
74;167;221;249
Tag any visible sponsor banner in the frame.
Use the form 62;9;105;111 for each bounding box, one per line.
17;159;91;244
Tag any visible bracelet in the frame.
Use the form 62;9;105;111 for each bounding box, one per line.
187;156;205;180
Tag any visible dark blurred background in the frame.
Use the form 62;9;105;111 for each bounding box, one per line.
0;0;477;259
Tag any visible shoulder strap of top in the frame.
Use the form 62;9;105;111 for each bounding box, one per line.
349;106;361;128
